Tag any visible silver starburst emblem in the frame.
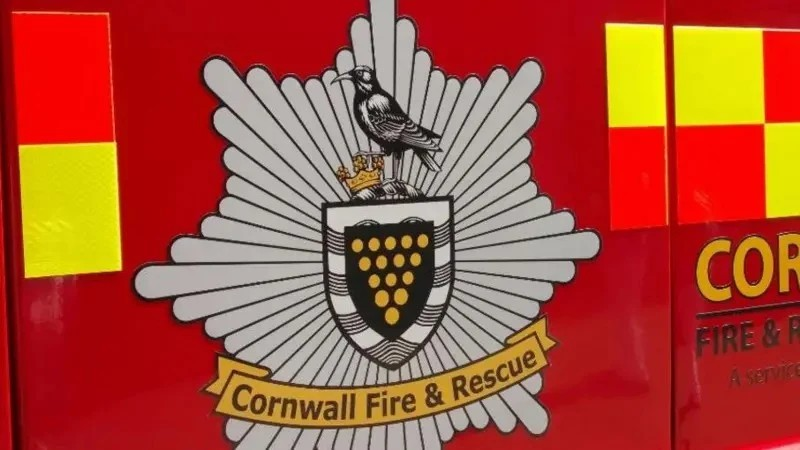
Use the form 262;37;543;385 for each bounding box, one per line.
133;1;600;449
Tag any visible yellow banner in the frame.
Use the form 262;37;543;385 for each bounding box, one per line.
206;317;556;428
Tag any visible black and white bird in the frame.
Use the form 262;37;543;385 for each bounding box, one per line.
332;66;442;176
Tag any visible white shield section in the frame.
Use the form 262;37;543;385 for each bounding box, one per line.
324;198;453;369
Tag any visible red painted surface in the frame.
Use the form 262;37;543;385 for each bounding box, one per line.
0;64;15;450
670;0;800;448
609;127;668;230
2;0;799;449
11;12;114;145
675;125;766;224
0;0;672;449
764;30;800;123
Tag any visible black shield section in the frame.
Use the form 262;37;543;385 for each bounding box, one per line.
344;221;434;340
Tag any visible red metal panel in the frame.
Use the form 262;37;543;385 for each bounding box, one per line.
11;13;114;145
0;0;670;449
609;127;668;230
670;1;800;448
764;30;800;123
0;10;17;447
675;124;766;224
0;144;13;450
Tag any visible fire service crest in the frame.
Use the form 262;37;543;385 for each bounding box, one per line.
133;0;601;448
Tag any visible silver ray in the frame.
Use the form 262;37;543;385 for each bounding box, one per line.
386;369;404;450
450;291;530;331
408;357;444;448
172;275;321;322
426;69;510;195
246;67;348;200
429;335;490;429
204;59;339;202
450;104;538;200
394;18;416;112
417;78;462;189
280;76;348;175
264;324;342;450
334;51;371;155
438;318;517;433
332;356;368;450
399;50;432;180
399;365;424;450
221;146;321;217
205;284;324;338
367;369;388;450
225;176;321;226
370;0;395;95
305;75;355;165
292;339;352;448
453;140;534;222
457;210;577;252
457;260;576;284
200;215;320;252
226;420;254;444
454;164;533;227
457;187;547;237
322;70;361;160
351;363;380;449
229;298;327;357
417;352;456;441
237;321;339;449
135;263;320;299
457;230;602;262
408;69;445;185
218;196;320;242
169;237;320;264
349;17;383;157
455;196;556;243
445;308;549;434
434;61;543;196
255;322;340;449
454;277;543;317
419;77;481;192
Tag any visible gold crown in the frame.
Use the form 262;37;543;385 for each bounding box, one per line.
336;154;384;193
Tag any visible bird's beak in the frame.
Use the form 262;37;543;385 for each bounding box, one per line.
332;73;352;84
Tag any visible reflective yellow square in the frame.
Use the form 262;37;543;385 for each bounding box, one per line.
765;123;800;218
674;26;765;126
605;23;667;128
19;142;121;278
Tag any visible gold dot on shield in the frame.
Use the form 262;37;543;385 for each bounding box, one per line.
359;257;371;271
385;273;397;287
351;239;364;253
375;290;389;307
368;238;381;252
385;236;397;250
393;253;405;268
417;234;429;248
402;271;414;285
385;307;400;325
410;253;421;267
401;235;413;249
368;274;381;288
394;288;408;305
376;255;388;269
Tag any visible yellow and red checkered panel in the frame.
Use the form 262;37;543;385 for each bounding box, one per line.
605;24;668;230
606;24;800;229
675;26;800;224
11;12;121;278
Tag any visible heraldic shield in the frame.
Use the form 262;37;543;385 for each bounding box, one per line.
324;197;454;370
